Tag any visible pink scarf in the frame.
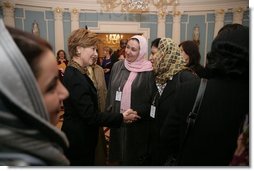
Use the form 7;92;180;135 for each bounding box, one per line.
120;35;153;111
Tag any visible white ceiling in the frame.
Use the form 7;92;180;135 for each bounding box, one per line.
3;0;249;13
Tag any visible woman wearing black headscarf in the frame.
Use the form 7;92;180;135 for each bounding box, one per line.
160;24;249;166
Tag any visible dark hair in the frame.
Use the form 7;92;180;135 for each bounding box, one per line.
179;40;205;77
217;23;244;35
120;39;128;49
56;49;68;61
6;26;52;79
151;38;161;48
179;40;201;67
103;46;113;55
206;24;249;80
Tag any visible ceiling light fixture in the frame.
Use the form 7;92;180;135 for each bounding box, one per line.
98;0;179;17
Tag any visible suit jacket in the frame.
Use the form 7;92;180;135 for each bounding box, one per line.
92;64;108;165
91;64;107;112
160;78;249;166
61;66;123;166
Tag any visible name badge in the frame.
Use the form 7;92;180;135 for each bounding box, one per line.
150;105;156;118
115;91;122;101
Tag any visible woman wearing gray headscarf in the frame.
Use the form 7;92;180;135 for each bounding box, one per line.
0;20;69;165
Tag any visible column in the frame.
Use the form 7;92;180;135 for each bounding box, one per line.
213;9;225;38
233;7;244;24
2;1;15;27
54;7;64;53
71;8;79;31
172;11;181;45
157;13;166;38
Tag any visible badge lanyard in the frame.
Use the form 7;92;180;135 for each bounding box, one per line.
150;92;159;118
115;87;122;101
115;74;127;102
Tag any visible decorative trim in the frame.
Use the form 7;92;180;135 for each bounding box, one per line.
55;7;62;13
3;1;14;8
72;8;78;14
89;21;150;39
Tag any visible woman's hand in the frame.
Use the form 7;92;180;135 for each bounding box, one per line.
104;68;110;73
122;109;141;123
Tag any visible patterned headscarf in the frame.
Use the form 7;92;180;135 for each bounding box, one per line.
153;38;187;85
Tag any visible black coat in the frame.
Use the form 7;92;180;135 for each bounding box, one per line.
150;70;198;165
160;78;249;166
61;66;123;166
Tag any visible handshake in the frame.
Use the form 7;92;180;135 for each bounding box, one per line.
122;109;141;124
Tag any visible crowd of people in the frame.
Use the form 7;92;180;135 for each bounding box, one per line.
0;17;249;166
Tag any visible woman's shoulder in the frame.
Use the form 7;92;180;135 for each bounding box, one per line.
177;68;199;82
94;64;103;70
112;60;124;70
64;60;69;65
94;64;104;74
64;66;83;78
139;69;155;77
64;66;91;86
190;65;206;77
180;68;197;77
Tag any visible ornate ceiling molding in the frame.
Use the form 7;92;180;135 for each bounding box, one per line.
0;0;249;14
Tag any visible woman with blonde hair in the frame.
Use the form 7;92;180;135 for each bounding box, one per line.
61;28;140;166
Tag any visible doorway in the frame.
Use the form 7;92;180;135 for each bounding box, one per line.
96;33;139;65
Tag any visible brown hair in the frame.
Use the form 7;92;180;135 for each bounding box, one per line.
6;26;52;79
56;49;68;61
68;28;100;59
179;40;201;67
103;46;113;55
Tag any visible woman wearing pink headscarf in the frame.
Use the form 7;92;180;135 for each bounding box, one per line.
106;35;157;165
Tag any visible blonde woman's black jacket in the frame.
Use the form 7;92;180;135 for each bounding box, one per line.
61;66;123;166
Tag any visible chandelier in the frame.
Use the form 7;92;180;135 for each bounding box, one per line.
122;0;149;12
97;0;179;16
105;34;123;44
